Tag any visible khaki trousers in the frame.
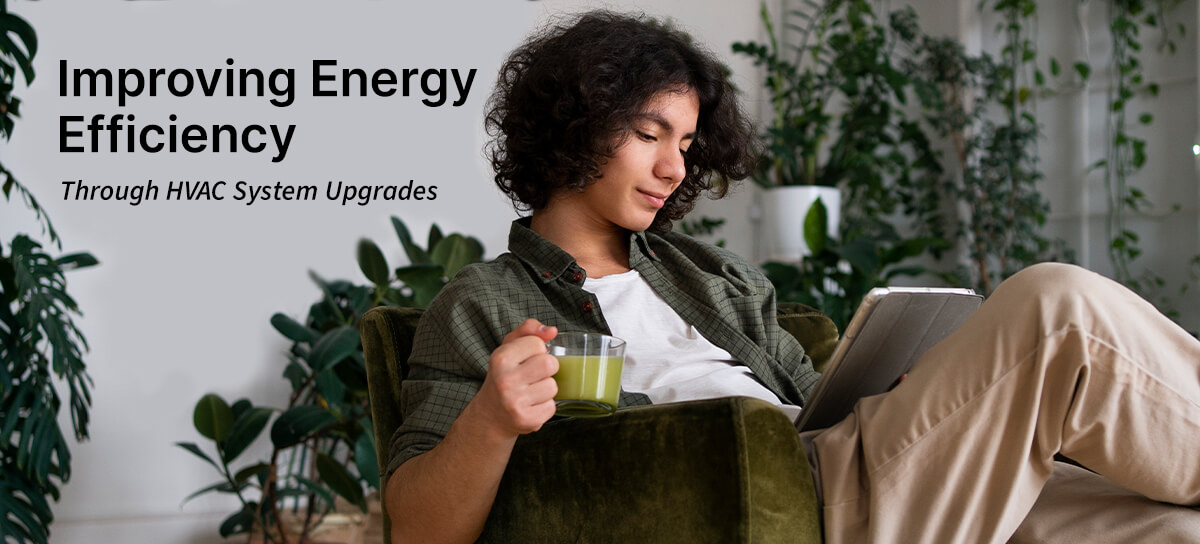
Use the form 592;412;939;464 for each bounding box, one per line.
810;263;1200;543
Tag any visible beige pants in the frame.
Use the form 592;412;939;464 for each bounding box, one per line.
811;263;1200;543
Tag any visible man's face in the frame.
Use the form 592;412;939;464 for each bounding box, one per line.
573;88;699;233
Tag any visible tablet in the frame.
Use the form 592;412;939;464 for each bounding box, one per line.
794;287;983;433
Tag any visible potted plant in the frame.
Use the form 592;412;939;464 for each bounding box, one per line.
733;1;931;262
177;218;482;543
1;7;100;544
733;1;840;261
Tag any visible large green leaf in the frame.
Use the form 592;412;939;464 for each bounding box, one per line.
270;405;337;449
294;475;337;509
222;407;273;463
427;224;444;251
393;264;446;307
391;216;430;265
192;394;234;443
881;237;937;265
1;12;39;61
283;359;308;391
306;326;360;372
0;13;36;85
354;431;380;491
307;270;346;323
30;415;62;491
356;238;390;285
174;441;220;470
218;503;256;538
838;239;880;276
175;441;221;471
6;235;92;443
233;462;271;486
315;452;366;512
230;398;252;421
884;265;927;281
2;379;34;444
275;486;311;500
347;284;373;316
54;252;98;271
180;480;245;507
270;313;318;344
803;197;829;255
315;368;346;405
430;234;483;280
0;468;53;544
333;356;369;394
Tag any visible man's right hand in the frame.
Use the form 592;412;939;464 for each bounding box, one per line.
388;319;561;544
470;319;560;438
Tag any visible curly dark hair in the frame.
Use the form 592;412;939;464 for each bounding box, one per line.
485;11;758;232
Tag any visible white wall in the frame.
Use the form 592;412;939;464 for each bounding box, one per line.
0;1;765;542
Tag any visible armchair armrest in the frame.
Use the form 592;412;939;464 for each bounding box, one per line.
482;396;822;543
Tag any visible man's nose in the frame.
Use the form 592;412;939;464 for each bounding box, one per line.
654;148;686;185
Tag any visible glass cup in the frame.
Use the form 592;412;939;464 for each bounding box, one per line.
547;332;626;417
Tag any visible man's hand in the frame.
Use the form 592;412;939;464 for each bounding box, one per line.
470;319;560;438
388;319;560;544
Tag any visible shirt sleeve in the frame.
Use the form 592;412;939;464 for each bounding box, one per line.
384;270;510;480
758;276;821;402
715;244;821;404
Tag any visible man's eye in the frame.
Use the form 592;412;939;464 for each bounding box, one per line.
636;131;656;142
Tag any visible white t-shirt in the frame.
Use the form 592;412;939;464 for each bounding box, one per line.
582;269;803;421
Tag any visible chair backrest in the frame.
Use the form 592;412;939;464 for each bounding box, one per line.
359;302;837;542
361;306;425;483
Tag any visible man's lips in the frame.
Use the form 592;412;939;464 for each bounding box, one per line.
639;189;668;208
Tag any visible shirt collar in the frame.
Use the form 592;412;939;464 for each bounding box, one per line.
508;217;661;283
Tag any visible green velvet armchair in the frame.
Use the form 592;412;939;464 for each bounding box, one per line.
361;302;839;543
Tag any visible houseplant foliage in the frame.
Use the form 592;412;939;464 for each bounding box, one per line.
1;5;100;544
177;218;482;543
677;216;727;248
738;0;1076;300
763;198;933;330
734;0;944;315
731;1;939;210
1092;0;1194;318
904;5;1070;295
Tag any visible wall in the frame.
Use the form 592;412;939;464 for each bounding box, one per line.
0;1;764;542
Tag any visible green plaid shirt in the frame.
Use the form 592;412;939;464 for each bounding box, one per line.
389;218;820;475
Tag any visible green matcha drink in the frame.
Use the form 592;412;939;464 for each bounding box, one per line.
547;333;626;417
552;355;624;416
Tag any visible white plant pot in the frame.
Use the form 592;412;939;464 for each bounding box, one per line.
761;185;841;262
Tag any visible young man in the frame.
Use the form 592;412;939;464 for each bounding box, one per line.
385;11;1200;543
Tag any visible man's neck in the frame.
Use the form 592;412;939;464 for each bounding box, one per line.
528;205;632;278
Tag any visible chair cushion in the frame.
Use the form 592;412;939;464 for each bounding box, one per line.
483;397;822;543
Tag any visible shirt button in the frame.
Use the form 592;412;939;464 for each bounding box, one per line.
571;272;583;282
542;272;552;278
582;302;593;312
